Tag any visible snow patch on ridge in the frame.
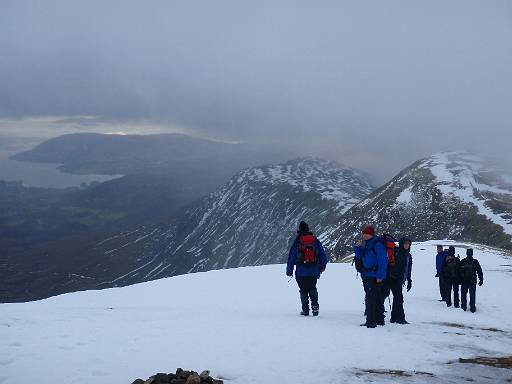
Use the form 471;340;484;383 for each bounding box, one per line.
423;152;512;236
397;186;413;204
242;157;373;213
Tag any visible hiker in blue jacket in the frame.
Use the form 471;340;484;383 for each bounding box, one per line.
286;221;328;316
435;245;448;301
353;225;388;328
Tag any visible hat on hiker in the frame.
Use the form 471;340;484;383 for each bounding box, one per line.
298;221;309;232
362;225;375;236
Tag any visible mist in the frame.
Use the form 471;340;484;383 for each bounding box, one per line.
1;0;511;183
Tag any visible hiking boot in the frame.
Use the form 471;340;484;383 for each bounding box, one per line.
396;320;409;325
454;304;460;308
366;323;377;328
376;319;385;326
300;310;309;316
461;306;467;311
312;305;319;317
470;308;476;313
390;318;396;323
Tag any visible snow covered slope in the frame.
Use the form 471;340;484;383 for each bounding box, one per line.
2;241;511;384
330;151;512;256
79;158;372;287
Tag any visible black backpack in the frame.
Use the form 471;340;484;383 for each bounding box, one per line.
443;255;459;280
460;260;476;283
354;257;365;273
388;246;405;280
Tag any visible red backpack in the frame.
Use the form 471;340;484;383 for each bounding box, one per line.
380;234;397;268
297;234;318;264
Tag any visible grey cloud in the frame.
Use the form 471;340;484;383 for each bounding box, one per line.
1;0;511;182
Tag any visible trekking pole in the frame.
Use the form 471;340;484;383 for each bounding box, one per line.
287;276;293;283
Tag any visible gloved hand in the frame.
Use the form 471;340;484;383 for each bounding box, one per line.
320;267;325;274
478;280;483;286
407;279;412;292
286;272;293;277
435;273;439;277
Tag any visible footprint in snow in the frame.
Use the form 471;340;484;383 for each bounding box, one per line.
0;358;14;366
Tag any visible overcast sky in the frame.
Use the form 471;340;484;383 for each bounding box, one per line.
1;0;511;181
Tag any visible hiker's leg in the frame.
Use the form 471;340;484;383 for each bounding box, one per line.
469;283;477;312
377;281;388;324
445;281;451;306
454;283;460;307
439;276;445;300
461;284;468;310
309;277;319;313
391;279;404;321
365;277;378;326
296;276;309;312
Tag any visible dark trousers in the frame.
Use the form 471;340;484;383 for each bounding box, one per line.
363;277;385;326
296;276;319;312
389;278;405;322
461;283;477;312
445;280;460;307
438;275;446;300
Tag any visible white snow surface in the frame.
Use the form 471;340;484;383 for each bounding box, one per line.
1;241;511;383
396;186;413;204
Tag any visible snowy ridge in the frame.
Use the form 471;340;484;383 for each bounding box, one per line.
2;241;511;383
243;157;373;213
329;151;512;256
89;157;374;287
421;151;512;235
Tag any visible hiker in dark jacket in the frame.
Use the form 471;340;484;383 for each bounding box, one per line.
387;238;413;324
443;246;460;308
353;225;388;328
459;248;484;313
435;245;448;301
286;221;328;316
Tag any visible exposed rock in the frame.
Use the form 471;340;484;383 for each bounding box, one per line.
135;369;223;384
185;374;200;384
199;371;210;380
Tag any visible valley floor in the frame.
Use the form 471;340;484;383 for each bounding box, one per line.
1;241;511;383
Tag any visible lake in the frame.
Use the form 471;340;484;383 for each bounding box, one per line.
0;145;122;188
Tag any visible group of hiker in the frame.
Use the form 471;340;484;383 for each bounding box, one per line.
436;244;484;312
286;221;485;328
353;226;412;327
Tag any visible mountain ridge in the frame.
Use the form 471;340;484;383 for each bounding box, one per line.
329;151;512;256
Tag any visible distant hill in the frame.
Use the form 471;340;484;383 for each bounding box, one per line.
10;132;290;175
